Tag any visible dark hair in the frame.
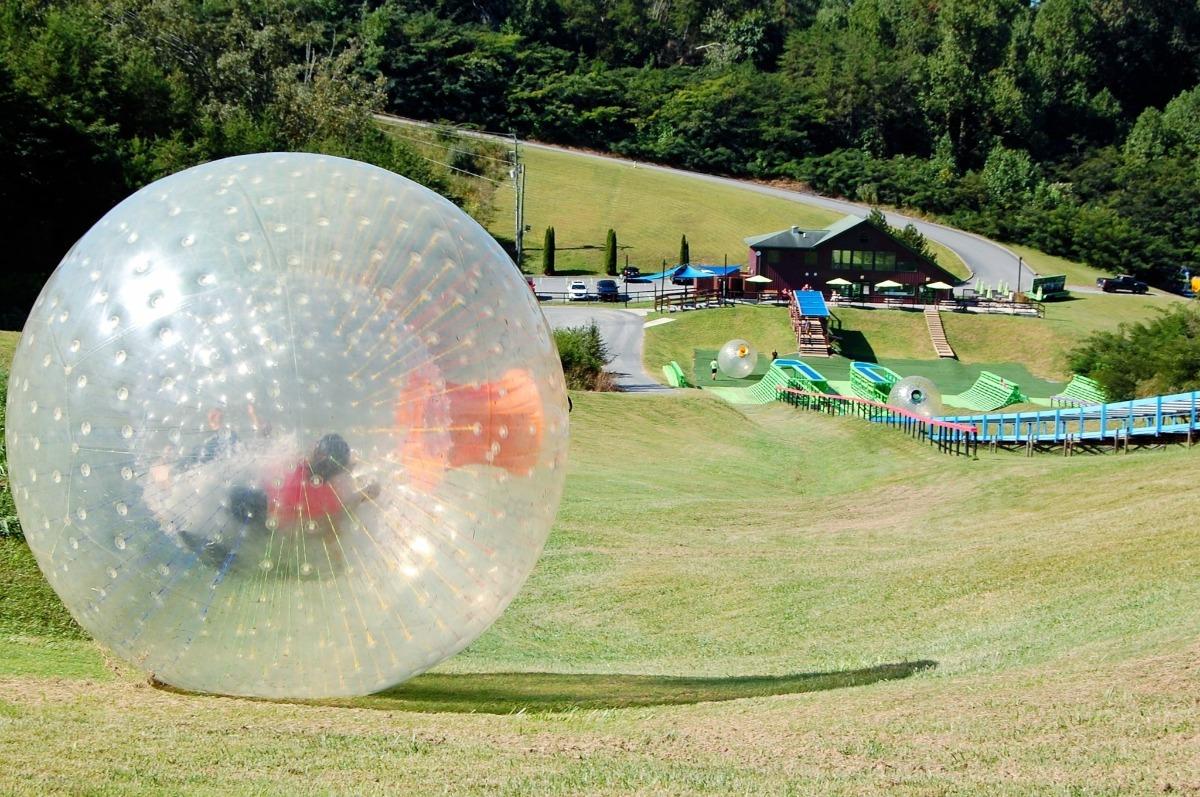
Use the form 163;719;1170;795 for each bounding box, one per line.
311;433;351;479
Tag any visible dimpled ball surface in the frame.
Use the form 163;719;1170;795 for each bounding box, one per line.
717;339;757;380
888;375;943;419
6;153;569;698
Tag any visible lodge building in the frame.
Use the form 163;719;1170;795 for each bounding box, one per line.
743;214;959;298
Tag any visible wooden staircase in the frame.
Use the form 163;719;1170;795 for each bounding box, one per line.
924;307;956;359
789;298;833;357
798;318;833;357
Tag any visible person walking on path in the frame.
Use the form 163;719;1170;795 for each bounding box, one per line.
710;358;719;382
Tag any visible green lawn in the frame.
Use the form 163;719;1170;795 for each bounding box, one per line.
489;145;966;278
645;287;1184;382
1012;243;1111;287
3;391;1199;793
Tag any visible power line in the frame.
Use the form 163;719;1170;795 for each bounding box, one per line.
379;127;514;168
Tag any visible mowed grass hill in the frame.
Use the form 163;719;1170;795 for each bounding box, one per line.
3;371;1200;792
646;292;1183;382
2;146;1197;793
488;144;965;277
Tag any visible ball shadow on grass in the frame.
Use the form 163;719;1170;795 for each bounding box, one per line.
331;660;937;714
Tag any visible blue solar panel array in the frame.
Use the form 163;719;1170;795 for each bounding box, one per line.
795;290;829;317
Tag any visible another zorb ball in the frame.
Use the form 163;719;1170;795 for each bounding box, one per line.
888;375;943;418
6;153;570;698
717;339;757;379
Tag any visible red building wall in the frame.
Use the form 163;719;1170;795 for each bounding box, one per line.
747;223;956;296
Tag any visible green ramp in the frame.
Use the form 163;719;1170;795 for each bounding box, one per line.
704;364;795;405
662;361;691;388
943;370;1025;411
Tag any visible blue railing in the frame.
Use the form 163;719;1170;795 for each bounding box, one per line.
779;388;978;457
941;390;1200;444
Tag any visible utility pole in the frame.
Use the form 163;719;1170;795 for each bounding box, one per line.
511;133;525;270
1017;255;1022;295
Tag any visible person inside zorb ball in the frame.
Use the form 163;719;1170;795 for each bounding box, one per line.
5;153;570;699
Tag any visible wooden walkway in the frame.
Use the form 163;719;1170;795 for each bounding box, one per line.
924;307;956;359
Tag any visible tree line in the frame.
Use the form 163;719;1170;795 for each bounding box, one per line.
0;0;461;326
362;0;1200;288
4;0;1199;327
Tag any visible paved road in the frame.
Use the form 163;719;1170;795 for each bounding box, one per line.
376;113;1037;293
542;307;670;393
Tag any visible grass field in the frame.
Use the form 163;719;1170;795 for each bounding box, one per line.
488;145;966;278
645;286;1184;381
3;131;1195;793
3;389;1199;794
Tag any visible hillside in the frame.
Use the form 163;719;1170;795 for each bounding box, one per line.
646;283;1183;382
486;144;965;277
2;390;1198;793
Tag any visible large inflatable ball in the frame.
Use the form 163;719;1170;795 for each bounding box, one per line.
6;153;570;698
717;339;757;379
888;375;943;418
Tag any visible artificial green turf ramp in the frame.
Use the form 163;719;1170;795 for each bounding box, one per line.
692;349;1065;401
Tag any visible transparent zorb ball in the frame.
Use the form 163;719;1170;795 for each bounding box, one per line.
888;375;943;418
717;339;757;379
6;153;570;698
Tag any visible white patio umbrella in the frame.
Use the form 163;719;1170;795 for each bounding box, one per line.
745;274;773;283
875;279;903;288
826;277;852;286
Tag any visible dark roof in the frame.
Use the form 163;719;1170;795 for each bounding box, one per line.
743;214;867;250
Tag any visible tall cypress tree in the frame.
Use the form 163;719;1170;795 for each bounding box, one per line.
604;228;618;275
679;234;690;265
542;226;556;275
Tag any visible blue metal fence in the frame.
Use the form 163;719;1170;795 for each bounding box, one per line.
941;391;1200;445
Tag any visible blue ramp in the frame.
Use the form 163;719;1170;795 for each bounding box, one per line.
795;290;829;317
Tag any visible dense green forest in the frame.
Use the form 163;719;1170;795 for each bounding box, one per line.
3;0;1199;326
364;0;1200;289
0;0;493;326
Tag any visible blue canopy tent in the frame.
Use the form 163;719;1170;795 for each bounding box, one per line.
641;264;741;281
642;265;742;305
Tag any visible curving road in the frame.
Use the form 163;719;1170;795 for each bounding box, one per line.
542;307;670;393
376;113;1037;292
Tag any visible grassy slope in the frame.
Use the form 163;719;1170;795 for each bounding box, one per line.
1013;243;1110;286
490;146;966;278
2;391;1199;794
646;287;1183;381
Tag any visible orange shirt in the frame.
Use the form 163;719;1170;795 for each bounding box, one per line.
394;367;546;488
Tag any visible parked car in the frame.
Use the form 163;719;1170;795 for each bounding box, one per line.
568;280;589;301
1096;274;1148;294
596;279;620;301
622;266;641;281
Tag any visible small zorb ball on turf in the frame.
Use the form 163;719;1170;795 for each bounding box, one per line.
888;375;943;419
5;153;570;698
717;339;757;379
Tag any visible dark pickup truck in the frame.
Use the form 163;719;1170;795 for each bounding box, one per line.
1096;274;1148;294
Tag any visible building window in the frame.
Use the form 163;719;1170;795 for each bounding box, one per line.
876;251;895;270
805;251;818;266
